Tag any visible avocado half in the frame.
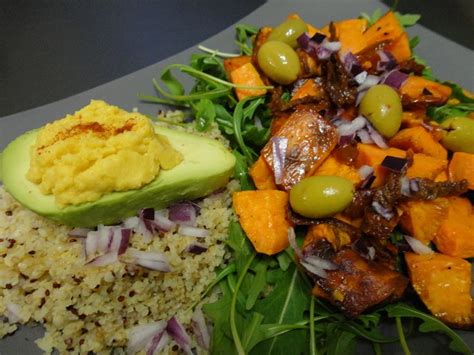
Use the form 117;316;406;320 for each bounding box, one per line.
1;125;235;227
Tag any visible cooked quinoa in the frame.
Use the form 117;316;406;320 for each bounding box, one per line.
0;117;238;354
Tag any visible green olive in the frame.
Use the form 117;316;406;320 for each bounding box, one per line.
440;116;474;153
268;18;308;48
257;41;301;85
359;84;402;138
289;176;355;218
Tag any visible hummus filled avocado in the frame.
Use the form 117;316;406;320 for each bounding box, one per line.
1;101;235;226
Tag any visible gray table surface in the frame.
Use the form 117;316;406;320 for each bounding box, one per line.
1;0;473;118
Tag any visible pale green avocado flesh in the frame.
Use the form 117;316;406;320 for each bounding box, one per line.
2;125;235;227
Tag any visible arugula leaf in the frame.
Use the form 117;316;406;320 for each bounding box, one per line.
235;24;258;55
245;262;268;310
232;150;254;191
409;35;420;50
445;82;474;103
160;67;185;96
395;12;421;28
411;54;435;80
193;98;216;131
386;303;473;355
360;8;382;26
251;264;311;355
427;103;474;123
327;329;357;355
276;251;292;271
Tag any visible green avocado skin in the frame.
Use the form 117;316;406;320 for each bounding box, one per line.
2;126;235;227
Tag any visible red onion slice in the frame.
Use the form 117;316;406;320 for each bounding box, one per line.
167;316;192;355
376;50;397;72
381;156;408;173
146;329;170;355
271;136;288;185
127;320;167;355
366;124;389;149
321;40;341;52
140;208;155;220
358;165;374;180
336;116;367;136
300;260;328;278
192;307;211;350
168;203;197;227
353;71;368;85
178;226;209;238
97;225;113;254
357;74;380;92
127;248;171;272
356;128;372;144
405;235;434;255
341;51;362;76
400;177;411;196
86;252;118;267
296;32;312;48
152;214;176;232
123;216;139;229
303;255;338;271
312;32;327;44
85;231;99;259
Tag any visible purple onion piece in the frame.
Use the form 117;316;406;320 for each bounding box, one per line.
366;124;389;149
303;255;338;271
86;252;118;267
127;321;167;355
303;41;319;59
178;225;209;238
321;40;341;52
336;116;367;136
381;156;408;173
312;32;327;44
356;128;373;144
287;228;304;260
316;45;332;60
341;51;362;76
146;329;169;355
166;316;192;355
382;69;409;90
353;71;368;85
192;307;211;350
185;243;208;255
153;213;176;232
358;165;374;180
400;177;411;196
118;229;131;255
128;248;171;272
405;235;434;255
410;179;420;192
297;32;312;48
271;136;288;185
300;260;328;278
338;133;356;146
168;203;197;226
376;50;397;71
357;74;380;92
85;231;99;259
360;174;376;189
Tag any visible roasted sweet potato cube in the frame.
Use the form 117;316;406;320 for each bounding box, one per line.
406;153;448;180
291;79;322;101
223;55;252;74
385;32;411;63
229;62;267;101
317;248;408;317
399;198;449;244
389;126;447;160
400;76;452;105
249;155;276;190
405;252;473;329
233;190;291;255
359;11;404;51
312;154;361;186
449;152;474;189
434;197;474;259
262;106;338;190
296;50;321;78
303;223;352;251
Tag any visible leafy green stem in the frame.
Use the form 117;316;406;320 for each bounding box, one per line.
198;45;240;58
396;317;411;355
230;252;256;355
309;296;318;355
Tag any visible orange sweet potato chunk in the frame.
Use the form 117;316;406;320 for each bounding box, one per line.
405;252;473;328
406;153;448;180
312;154;361;186
233;190;291;255
434;197;474;259
389;126;447;159
361;11;404;50
449;152;474;189
355;143;405;187
400;76;452;103
229;62;267;101
223;55;252;74
303;223;352;251
291;79;322;101
385;32;411;63
249;156;276;190
399;198;449;244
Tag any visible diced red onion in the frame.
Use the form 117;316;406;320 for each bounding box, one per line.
168;203;197;227
136;219;153;242
303;255;338;271
166;316;192;355
178;225;209;238
316;45;332;60
361;174;376;189
405;235;434;255
355;91;366;106
86;252;118;267
146;329;170;355
381;156;408;173
367;247;376;260
321;40;341;52
140;208;155;221
303;41;319;59
297;32;312;48
358;165;374;180
5;302;22;323
400;177;411;196
300;260;328;278
381;69;409;90
152;213;176;232
410;179;420;192
421;121;434;132
336;116;367;136
353;71;368;85
372;201;395;220
356;128;372;144
272;136;288;185
357;74;380;92
127;248;171;272
341;51;362;76
185;243;208;255
192;307;211;350
123;216;139;230
366;124;389;149
287;228;304;260
376;50;397;72
127;320;167;355
312;32;327;44
338;133;356;146
85;231;99;259
68;227;91;238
